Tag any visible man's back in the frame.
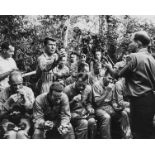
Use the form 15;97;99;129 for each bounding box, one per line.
123;48;155;97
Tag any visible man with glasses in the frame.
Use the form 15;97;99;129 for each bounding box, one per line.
0;70;34;139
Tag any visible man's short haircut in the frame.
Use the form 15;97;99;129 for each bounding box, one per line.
1;42;10;50
77;72;88;81
70;52;79;57
9;70;22;82
49;82;64;93
44;37;56;46
128;42;138;53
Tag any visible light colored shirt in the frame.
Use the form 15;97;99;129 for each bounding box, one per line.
0;56;17;89
37;52;58;93
88;72;103;86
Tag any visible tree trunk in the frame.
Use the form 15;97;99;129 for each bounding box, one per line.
99;15;108;53
63;16;71;48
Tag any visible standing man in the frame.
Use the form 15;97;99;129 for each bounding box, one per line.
37;37;64;94
106;31;155;138
0;42;17;90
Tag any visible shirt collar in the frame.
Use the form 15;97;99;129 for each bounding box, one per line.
138;47;148;53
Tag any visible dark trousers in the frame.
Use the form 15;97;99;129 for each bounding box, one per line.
71;117;97;139
130;92;155;139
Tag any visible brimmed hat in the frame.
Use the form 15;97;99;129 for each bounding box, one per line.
134;31;150;46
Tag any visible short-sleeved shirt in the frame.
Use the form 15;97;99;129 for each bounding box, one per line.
118;48;155;97
0;56;17;89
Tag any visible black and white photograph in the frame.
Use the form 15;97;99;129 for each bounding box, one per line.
1;0;155;154
0;15;155;139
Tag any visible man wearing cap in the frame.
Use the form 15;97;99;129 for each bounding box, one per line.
33;82;75;139
106;31;155;138
0;42;17;90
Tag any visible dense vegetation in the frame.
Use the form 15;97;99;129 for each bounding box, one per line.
0;15;155;72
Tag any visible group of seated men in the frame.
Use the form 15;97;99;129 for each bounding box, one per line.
0;38;132;139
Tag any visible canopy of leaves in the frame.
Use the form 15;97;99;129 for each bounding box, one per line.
1;15;155;71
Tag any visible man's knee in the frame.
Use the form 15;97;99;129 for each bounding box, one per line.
16;130;29;139
88;118;97;127
62;123;75;139
4;130;17;139
96;109;111;122
121;110;130;120
33;129;45;139
78;119;88;129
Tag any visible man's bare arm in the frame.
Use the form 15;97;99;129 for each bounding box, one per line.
0;70;13;81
